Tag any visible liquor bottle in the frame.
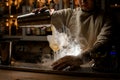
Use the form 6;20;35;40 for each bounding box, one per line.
17;27;22;36
0;3;4;17
46;26;52;35
4;24;9;35
35;27;41;36
26;27;31;35
17;1;23;13
4;2;9;15
0;42;11;65
10;0;17;15
4;19;9;35
40;26;46;36
11;20;16;35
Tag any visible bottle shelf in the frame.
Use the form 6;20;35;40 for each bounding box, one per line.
110;4;120;8
2;35;22;41
2;35;47;41
19;24;51;28
21;36;47;41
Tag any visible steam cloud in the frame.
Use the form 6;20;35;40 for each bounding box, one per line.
47;25;82;61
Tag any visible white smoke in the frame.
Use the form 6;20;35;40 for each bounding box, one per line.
47;25;82;61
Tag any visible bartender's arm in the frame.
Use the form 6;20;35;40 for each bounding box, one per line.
89;15;112;58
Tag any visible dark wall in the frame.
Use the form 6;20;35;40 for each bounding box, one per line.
110;8;120;72
105;0;120;72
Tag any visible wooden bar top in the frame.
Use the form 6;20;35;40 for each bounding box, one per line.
0;65;120;80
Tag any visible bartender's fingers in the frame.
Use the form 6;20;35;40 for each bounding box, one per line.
53;62;69;70
32;8;40;13
52;59;66;69
51;60;60;67
52;58;69;70
51;57;66;66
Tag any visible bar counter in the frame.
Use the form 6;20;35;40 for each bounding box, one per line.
0;64;120;80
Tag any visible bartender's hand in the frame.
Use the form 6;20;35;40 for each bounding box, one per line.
32;6;49;14
32;6;53;15
51;55;83;71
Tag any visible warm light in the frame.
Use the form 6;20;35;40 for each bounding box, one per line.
6;22;9;26
6;19;9;21
14;0;18;6
74;0;79;8
18;0;22;3
9;0;12;5
17;0;22;8
14;20;18;26
48;0;51;4
10;15;14;18
40;0;46;4
5;19;9;27
6;2;9;6
115;4;118;7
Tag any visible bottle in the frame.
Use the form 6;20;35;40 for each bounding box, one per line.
4;19;9;35
1;42;11;65
17;1;23;13
40;26;46;36
46;26;52;35
26;27;31;35
35;27;41;36
0;3;4;17
10;0;17;15
0;23;4;35
17;27;22;36
4;2;10;15
4;25;9;35
11;20;16;35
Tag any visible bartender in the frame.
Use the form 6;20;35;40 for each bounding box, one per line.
50;0;112;71
33;0;112;71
